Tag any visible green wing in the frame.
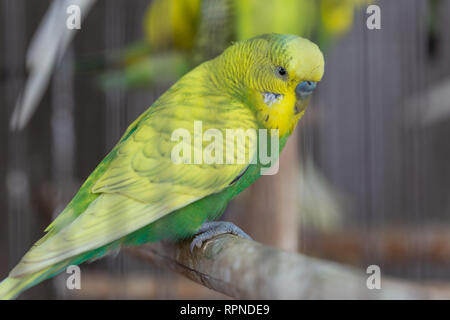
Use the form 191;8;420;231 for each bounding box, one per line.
11;76;258;277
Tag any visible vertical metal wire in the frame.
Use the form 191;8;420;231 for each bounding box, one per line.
50;45;76;298
103;0;126;298
3;0;31;274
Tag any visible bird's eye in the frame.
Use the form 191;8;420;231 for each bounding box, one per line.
276;66;287;77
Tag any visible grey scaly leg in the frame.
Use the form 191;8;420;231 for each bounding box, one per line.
190;221;252;253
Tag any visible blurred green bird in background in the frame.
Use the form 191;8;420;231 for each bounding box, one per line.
10;0;369;130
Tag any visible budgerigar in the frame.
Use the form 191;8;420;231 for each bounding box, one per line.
0;33;324;299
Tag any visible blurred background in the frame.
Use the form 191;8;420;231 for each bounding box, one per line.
1;0;450;299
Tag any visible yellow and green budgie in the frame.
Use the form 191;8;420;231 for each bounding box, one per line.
0;33;324;299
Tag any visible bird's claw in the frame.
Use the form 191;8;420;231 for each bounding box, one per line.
189;221;252;253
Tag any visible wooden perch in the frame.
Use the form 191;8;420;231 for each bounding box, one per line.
127;234;446;299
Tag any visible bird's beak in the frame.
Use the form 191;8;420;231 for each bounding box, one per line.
294;81;317;114
295;81;317;99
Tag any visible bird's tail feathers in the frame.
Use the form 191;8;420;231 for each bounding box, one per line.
0;274;41;300
0;263;68;300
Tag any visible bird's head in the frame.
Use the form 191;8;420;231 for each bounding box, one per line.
213;34;325;136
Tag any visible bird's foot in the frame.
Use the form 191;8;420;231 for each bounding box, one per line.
190;221;252;253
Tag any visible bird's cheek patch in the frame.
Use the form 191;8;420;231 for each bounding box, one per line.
262;92;283;107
